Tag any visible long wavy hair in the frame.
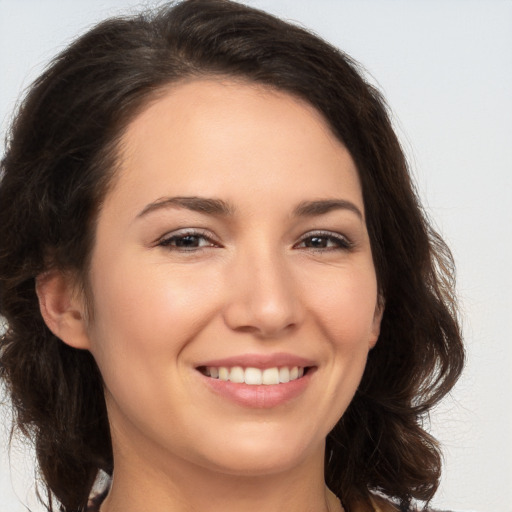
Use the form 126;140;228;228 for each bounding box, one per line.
0;1;464;511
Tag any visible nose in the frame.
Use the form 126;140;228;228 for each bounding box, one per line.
222;245;303;338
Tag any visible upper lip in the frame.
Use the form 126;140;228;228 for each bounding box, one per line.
195;352;316;370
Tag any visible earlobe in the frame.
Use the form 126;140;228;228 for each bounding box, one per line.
36;271;91;350
369;298;385;349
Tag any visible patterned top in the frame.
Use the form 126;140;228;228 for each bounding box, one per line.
87;488;109;512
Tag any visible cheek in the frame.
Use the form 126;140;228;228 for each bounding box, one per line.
83;259;212;430
308;270;378;422
84;252;215;389
304;264;379;348
89;252;208;340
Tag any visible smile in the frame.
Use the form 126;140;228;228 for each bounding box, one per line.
200;366;306;385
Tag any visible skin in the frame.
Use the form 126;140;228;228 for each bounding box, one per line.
38;79;383;512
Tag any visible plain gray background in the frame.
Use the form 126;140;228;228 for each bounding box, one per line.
1;1;511;511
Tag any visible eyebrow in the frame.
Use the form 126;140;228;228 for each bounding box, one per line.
137;196;363;220
137;196;234;218
293;199;363;220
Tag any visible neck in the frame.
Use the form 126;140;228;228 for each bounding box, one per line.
100;433;340;512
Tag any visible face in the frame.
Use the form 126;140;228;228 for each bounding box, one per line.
81;79;382;477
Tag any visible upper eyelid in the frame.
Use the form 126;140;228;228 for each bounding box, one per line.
156;228;220;245
297;229;351;241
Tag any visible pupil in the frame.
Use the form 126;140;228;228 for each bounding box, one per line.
308;236;326;248
177;235;199;247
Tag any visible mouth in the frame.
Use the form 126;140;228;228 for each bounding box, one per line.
194;353;316;407
197;365;310;385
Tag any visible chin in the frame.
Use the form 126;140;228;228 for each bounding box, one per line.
194;431;323;477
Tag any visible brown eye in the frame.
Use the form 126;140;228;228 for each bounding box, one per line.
295;232;352;251
304;236;330;248
172;235;203;248
157;230;218;251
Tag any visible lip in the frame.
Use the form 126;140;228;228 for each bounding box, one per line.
195;352;317;409
195;352;316;370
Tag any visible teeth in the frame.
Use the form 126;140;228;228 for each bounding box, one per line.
229;366;245;383
218;367;229;381
262;367;279;385
245;367;262;385
278;367;290;383
205;366;306;385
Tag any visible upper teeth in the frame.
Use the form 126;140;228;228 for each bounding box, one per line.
204;366;304;385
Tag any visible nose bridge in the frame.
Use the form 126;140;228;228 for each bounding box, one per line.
223;236;301;336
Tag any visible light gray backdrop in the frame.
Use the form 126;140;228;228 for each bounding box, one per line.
1;1;511;511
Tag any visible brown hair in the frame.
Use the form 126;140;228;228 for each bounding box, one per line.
0;1;464;511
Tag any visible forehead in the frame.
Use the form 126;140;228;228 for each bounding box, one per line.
107;78;362;218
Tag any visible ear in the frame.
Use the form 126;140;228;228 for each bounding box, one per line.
36;270;91;350
368;296;385;349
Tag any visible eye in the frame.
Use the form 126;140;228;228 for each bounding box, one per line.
294;231;352;251
157;229;219;251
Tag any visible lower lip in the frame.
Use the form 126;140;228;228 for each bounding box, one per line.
199;370;314;409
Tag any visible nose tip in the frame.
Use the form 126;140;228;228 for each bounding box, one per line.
222;256;302;338
236;297;297;337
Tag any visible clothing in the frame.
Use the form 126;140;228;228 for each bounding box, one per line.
87;488;109;512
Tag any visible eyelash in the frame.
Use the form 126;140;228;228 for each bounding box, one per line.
156;230;352;252
294;231;353;251
157;229;219;250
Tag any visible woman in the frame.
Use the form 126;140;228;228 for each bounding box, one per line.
0;1;464;511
